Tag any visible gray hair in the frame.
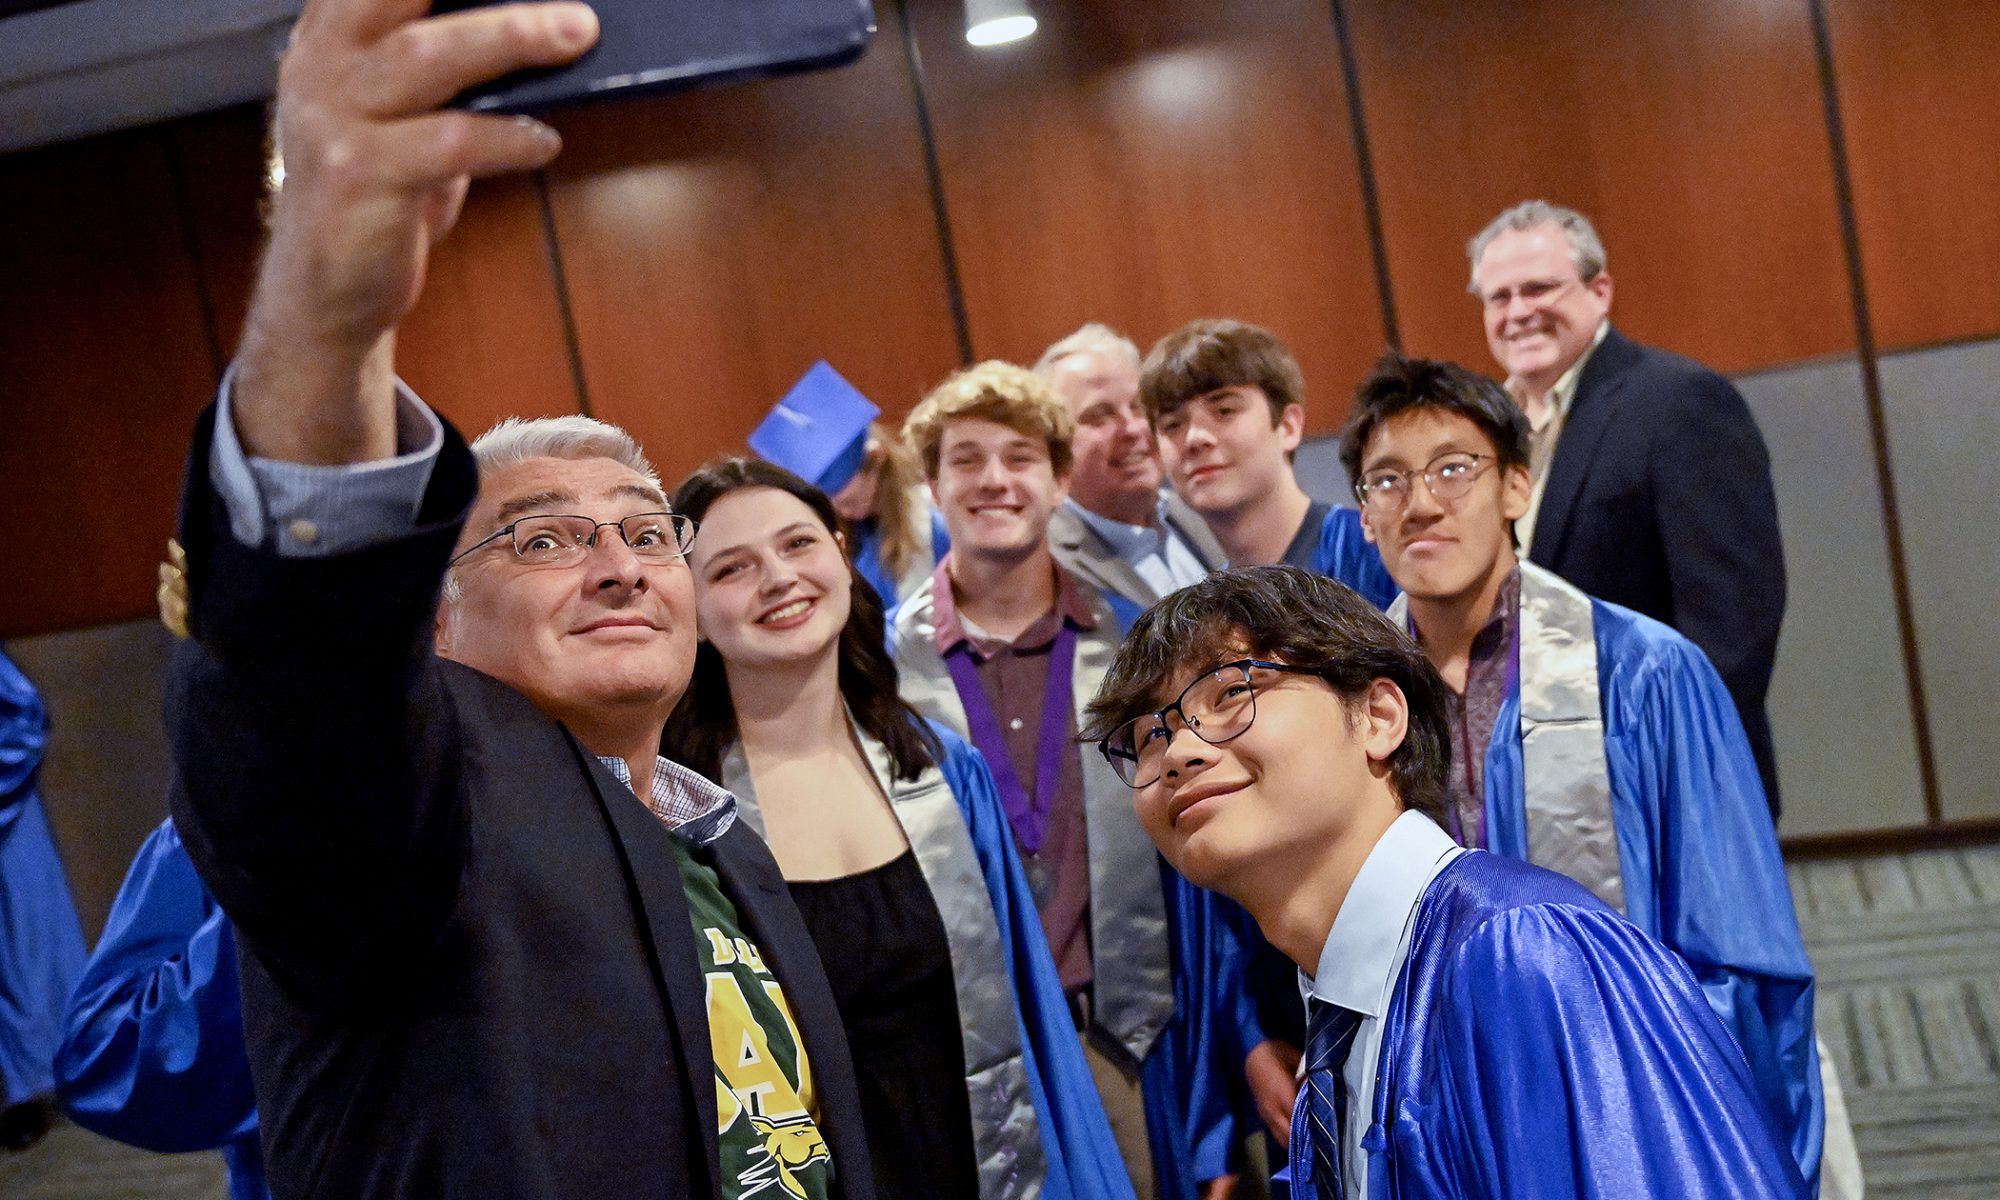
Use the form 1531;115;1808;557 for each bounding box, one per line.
1466;200;1607;294
440;415;661;607
1033;322;1142;378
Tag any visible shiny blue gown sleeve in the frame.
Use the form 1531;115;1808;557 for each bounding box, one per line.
1480;604;1822;1191
1145;873;1258;1194
1427;904;1807;1200
1599;612;1822;1190
53;819;270;1200
935;727;1136;1200
0;650;88;1105
1308;507;1397;610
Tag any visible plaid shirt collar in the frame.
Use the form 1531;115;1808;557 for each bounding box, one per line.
596;754;738;847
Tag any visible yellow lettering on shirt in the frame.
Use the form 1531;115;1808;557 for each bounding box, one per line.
706;971;806;1126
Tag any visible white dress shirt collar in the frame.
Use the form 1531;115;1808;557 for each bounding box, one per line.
1305;810;1462;1017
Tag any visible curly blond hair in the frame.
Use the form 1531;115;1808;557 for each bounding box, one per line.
902;360;1074;480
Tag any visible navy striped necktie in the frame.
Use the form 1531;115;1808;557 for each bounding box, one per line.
1300;997;1365;1200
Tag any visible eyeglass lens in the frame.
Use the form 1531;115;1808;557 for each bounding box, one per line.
1109;665;1259;788
510;513;694;563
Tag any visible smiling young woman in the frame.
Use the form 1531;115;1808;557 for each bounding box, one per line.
663;458;1132;1200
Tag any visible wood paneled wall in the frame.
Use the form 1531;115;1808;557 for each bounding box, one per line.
1351;0;1855;375
2;0;1996;664
907;0;1384;434
544;0;962;484
1826;0;2000;351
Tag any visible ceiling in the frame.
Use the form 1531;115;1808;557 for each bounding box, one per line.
0;0;301;153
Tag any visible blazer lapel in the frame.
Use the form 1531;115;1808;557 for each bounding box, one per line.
1529;328;1640;568
1048;504;1157;606
566;741;724;1188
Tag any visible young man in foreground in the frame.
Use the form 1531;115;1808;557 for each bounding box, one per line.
1081;566;1808;1200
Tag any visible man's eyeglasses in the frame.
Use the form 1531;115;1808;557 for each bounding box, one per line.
1479;275;1583;312
1353;452;1493;512
1099;659;1322;789
448;512;697;568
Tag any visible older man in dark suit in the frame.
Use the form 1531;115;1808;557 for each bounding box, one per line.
1469;200;1786;814
163;2;871;1197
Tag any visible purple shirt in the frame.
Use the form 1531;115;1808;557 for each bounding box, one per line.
931;557;1097;994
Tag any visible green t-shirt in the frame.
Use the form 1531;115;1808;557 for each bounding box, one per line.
671;836;834;1200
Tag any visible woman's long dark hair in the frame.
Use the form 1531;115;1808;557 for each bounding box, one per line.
664;457;940;784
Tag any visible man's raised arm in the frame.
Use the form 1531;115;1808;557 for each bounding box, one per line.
230;0;597;466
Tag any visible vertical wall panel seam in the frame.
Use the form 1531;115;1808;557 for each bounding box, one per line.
1328;0;1400;354
892;0;976;366
162;126;227;385
1807;0;1943;823
532;169;595;419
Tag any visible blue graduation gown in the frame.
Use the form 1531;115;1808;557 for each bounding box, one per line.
934;728;1136;1200
0;651;87;1106
54;819;268;1200
1481;598;1822;1190
1308;507;1398;610
1358;850;1807;1199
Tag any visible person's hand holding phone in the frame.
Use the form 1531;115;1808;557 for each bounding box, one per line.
233;0;599;466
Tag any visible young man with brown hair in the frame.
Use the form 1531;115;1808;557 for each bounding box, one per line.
1139;319;1392;606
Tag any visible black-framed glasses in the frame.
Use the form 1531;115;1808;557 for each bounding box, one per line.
1353;452;1493;511
447;512;697;568
1098;659;1323;789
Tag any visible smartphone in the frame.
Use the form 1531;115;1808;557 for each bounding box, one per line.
432;0;875;114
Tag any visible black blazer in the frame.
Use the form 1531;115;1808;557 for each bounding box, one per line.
165;408;874;1200
1529;327;1786;813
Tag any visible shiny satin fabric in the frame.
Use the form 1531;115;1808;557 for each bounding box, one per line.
1511;563;1624;911
890;578;1174;1067
1388;565;1822;1189
0;650;87;1105
1388;566;1623;911
1479;582;1824;1191
54;819;270;1200
721;733;1047;1200
1367;852;1808;1200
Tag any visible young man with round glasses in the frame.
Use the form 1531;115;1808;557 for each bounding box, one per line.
159;1;873;1197
1339;353;1824;1191
1081;565;1809;1200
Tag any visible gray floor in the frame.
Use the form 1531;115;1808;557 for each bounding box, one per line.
1793;842;2000;1198
5;841;1998;1199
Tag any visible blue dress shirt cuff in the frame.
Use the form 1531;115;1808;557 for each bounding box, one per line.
209;366;446;557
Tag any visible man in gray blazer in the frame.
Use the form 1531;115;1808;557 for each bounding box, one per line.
1036;324;1225;608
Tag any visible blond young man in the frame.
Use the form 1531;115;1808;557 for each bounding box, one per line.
891;362;1267;1200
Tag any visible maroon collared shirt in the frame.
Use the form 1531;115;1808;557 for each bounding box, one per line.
932;556;1097;993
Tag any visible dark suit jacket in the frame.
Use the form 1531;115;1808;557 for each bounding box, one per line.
165;408;873;1200
1047;490;1226;609
1529;327;1786;813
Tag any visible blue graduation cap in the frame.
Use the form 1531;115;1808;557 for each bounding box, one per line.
749;361;882;494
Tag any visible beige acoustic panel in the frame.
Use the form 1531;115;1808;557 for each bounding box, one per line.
5;621;177;942
1876;339;2000;821
1736;358;1925;835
